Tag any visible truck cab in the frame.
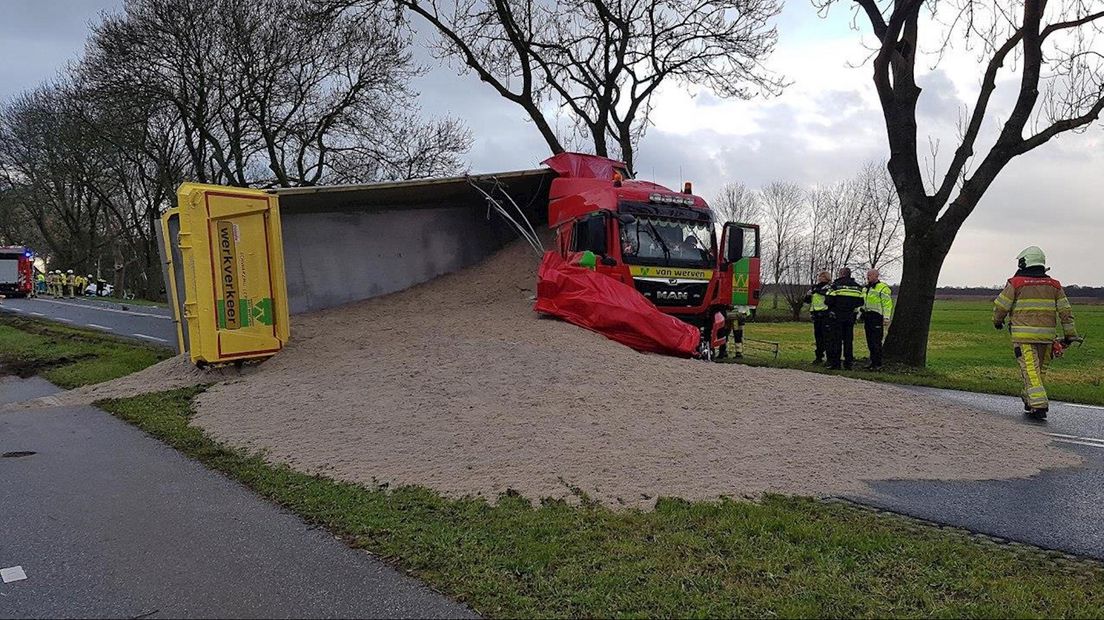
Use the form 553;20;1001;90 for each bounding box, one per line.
0;246;34;298
544;153;760;355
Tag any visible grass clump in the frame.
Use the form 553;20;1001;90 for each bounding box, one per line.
0;315;168;388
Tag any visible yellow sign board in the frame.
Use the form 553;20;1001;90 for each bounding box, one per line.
161;183;290;366
628;265;713;280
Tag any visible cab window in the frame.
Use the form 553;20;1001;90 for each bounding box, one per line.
571;214;607;255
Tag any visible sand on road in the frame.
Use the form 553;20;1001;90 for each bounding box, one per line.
169;241;1081;507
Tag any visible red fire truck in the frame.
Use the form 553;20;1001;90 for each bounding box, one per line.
544;153;761;356
0;246;35;298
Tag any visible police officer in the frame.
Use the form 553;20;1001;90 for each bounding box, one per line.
803;271;831;364
993;246;1079;420
861;268;894;370
825;267;865;370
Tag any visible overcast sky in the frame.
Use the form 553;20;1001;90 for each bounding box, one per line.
2;0;1102;286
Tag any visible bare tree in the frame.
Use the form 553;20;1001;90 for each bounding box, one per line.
0;86;110;272
854;160;903;273
807;181;863;279
83;0;469;188
0;0;472;300
712;182;760;224
759;180;807;310
385;0;785;172
815;0;1104;366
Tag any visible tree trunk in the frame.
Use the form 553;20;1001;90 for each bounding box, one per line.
882;231;950;366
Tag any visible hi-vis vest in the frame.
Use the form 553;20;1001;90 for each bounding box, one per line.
863;281;894;319
993;275;1077;343
811;291;827;312
807;283;829;313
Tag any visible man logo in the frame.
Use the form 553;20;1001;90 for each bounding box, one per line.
656;290;689;301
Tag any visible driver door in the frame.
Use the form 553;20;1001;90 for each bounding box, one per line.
720;223;761;309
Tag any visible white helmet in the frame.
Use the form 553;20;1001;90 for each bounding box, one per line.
1017;246;1046;269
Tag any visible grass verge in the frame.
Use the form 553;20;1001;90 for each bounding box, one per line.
730;300;1103;406
98;387;1104;618
0;314;169;388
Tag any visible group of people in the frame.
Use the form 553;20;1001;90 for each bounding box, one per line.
40;270;94;298
798;246;1080;421
802;267;894;370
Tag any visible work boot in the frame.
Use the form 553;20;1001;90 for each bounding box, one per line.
826;363;841;370
1027;408;1048;420
812;358;823;365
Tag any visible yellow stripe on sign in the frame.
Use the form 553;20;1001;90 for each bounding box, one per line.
629;266;714;280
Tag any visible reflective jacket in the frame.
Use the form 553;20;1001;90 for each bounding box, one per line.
863;281;894;320
804;282;830;314
826;277;864;319
993;267;1077;343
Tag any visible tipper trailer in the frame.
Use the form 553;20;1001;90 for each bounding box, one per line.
159;152;760;363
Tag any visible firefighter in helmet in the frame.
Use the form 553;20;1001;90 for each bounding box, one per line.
993;246;1079;420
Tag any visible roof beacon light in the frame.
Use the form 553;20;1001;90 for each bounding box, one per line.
613;171;623;187
649;192;695;207
683;181;692;194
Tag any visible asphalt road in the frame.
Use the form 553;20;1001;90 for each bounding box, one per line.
0;375;474;618
851;386;1104;560
0;296;177;348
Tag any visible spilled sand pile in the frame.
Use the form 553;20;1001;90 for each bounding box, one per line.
12;241;1080;506
194;242;1078;506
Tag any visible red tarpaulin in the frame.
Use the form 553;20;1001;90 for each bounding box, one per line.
533;251;701;357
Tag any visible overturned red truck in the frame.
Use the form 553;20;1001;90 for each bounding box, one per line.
535;153;761;359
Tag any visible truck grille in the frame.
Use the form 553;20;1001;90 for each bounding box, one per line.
634;278;709;307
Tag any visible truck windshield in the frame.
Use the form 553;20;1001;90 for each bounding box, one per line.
620;216;714;268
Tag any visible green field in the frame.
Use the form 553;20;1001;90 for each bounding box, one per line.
733;299;1103;406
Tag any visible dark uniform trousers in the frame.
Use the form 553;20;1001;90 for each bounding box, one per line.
826;314;856;368
811;310;830;361
864;312;885;367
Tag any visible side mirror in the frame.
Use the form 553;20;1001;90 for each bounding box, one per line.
617;213;636;225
